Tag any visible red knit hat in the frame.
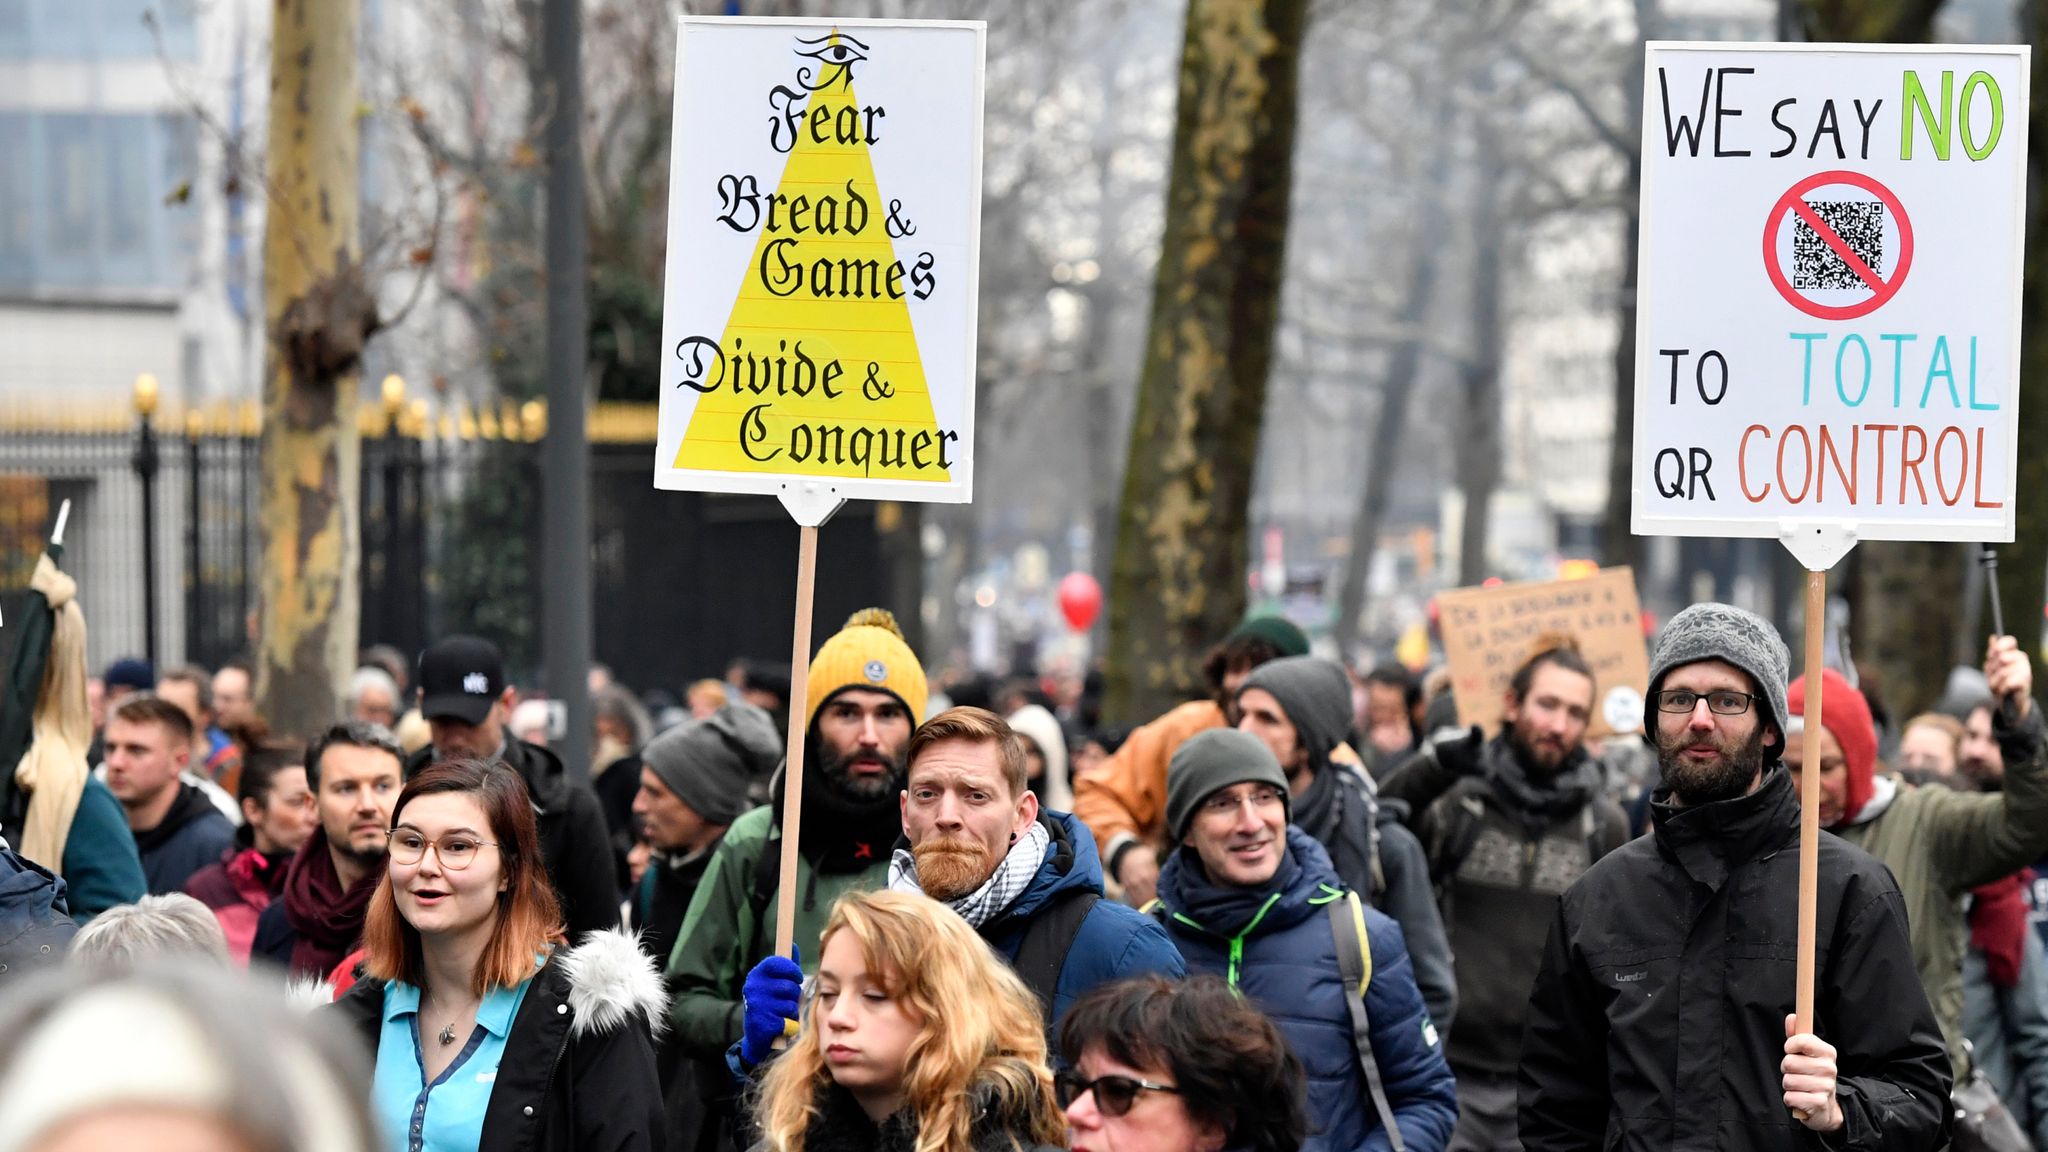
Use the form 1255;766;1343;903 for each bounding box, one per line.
1786;668;1877;827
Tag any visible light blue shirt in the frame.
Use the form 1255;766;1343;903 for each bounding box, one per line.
371;976;534;1152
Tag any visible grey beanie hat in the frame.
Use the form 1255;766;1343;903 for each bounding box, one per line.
1237;656;1354;769
641;701;783;826
1648;603;1791;762
1166;728;1291;842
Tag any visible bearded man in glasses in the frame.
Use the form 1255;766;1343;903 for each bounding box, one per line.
1150;727;1458;1151
1520;603;1950;1151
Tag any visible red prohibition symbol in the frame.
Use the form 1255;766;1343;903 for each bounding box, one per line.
1761;169;1915;321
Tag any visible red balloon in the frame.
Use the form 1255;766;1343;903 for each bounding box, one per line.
1058;572;1103;631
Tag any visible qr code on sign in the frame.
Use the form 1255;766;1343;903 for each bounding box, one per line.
1792;200;1886;290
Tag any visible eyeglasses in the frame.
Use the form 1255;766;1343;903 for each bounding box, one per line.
1055;1071;1179;1117
1654;689;1758;716
387;829;498;870
1199;786;1286;817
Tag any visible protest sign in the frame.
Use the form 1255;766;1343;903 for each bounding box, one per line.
655;17;985;954
1633;43;2028;571
1436;568;1649;739
1633;41;2031;1048
655;18;984;514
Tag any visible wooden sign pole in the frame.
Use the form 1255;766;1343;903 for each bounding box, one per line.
774;524;820;957
1794;569;1824;1037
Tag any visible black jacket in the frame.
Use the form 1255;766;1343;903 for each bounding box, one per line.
1519;767;1951;1151
1383;730;1627;1076
746;1071;1061;1152
332;928;667;1152
134;782;237;896
408;737;621;941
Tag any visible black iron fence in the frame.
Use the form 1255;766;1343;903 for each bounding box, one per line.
0;399;915;701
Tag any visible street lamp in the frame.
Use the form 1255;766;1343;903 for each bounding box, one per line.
131;372;160;667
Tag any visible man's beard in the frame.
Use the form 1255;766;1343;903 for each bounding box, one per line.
819;741;906;801
329;826;389;871
913;836;995;901
1656;724;1768;806
1508;721;1574;778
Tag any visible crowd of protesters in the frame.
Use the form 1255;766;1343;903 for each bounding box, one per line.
4;596;2044;1152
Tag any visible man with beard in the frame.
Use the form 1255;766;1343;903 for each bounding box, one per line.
665;609;922;1152
1073;615;1310;907
251;722;403;979
885;707;1180;1025
1379;635;1627;1152
1520;603;1950;1151
1784;637;2048;1075
1236;656;1456;1035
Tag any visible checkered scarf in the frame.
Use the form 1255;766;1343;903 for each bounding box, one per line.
888;820;1051;929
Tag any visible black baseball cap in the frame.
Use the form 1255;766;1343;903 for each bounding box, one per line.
417;635;505;725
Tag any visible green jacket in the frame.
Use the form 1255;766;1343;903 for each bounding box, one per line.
664;805;890;1058
1835;706;2048;1073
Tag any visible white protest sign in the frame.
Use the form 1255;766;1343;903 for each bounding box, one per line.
654;18;984;514
1633;43;2029;570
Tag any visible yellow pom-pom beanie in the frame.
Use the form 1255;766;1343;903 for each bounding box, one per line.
806;608;929;725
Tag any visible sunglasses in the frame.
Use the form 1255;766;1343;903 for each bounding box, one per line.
1054;1070;1179;1117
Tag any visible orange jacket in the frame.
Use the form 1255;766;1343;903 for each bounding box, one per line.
1071;700;1226;871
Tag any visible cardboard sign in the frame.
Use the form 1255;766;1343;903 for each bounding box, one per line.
1633;44;2029;570
1437;568;1650;738
654;18;984;504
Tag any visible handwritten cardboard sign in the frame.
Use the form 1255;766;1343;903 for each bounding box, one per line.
1438;568;1650;738
654;18;984;504
1633;44;2029;569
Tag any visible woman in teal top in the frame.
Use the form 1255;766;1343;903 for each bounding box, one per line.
330;759;668;1152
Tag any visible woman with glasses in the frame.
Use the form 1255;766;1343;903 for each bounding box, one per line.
329;759;667;1152
1058;975;1305;1152
749;888;1066;1152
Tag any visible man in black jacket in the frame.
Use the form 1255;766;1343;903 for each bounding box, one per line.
405;636;620;941
1519;603;1950;1151
1380;636;1627;1150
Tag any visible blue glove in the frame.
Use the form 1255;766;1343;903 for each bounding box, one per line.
739;949;804;1067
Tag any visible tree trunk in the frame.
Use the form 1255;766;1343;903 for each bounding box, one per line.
1336;102;1452;662
1601;187;1642;569
1102;0;1309;723
2000;4;2048;665
256;0;372;738
1457;113;1505;588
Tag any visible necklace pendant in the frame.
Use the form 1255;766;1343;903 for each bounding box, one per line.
438;1023;456;1046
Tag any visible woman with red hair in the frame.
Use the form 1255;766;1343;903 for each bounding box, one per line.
329;759;666;1152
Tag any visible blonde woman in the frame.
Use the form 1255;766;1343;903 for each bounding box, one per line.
751;889;1065;1152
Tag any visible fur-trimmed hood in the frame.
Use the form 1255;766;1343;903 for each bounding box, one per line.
557;927;667;1040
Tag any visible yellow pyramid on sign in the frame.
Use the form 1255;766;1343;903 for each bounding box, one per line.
676;34;951;483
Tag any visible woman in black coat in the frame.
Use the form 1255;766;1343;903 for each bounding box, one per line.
328;758;666;1152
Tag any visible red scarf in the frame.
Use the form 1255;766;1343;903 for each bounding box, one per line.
280;827;382;979
1971;871;2032;989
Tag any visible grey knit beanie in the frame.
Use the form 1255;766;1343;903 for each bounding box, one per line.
1166;728;1291;842
1237;656;1354;770
1648;603;1791;762
641;701;783;826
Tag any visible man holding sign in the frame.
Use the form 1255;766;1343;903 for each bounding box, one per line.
665;610;924;1142
1520;604;1948;1149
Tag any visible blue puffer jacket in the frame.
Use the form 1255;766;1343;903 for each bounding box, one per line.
1154;827;1458;1152
980;810;1185;1028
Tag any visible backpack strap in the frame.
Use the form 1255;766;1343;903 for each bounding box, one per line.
1426;779;1490;902
1012;889;1100;1023
1327;891;1405;1152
